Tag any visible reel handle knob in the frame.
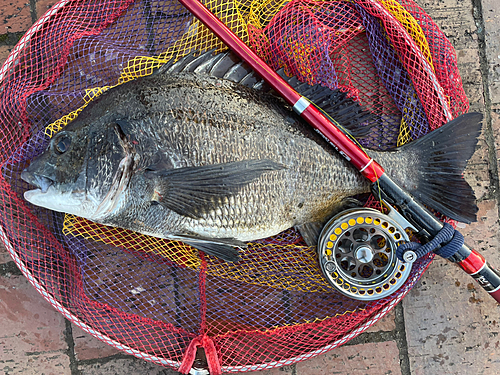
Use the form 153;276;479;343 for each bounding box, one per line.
402;251;417;263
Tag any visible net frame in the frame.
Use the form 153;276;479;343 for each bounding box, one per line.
0;0;468;373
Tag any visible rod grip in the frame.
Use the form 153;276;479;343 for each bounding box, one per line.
375;174;500;304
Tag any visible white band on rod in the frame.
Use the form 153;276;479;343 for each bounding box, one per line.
293;96;310;114
359;158;374;173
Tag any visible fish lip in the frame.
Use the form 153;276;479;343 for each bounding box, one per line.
21;170;54;194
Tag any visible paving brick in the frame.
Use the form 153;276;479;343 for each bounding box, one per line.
365;309;396;333
403;200;500;375
459;48;491;201
415;0;484;112
455;48;484;113
0;237;12;264
464;136;491;202
458;50;490;201
416;0;484;111
0;274;70;374
245;365;294;375
295;341;401;375
483;0;500;110
78;356;179;374
492;111;500;163
0;0;32;33
72;324;121;361
35;0;58;20
0;351;71;375
460;199;499;256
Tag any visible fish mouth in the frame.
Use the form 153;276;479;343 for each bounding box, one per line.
22;171;87;215
21;170;54;194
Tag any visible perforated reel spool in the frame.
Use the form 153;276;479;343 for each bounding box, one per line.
318;208;412;301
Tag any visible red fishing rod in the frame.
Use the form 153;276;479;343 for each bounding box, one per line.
177;0;500;303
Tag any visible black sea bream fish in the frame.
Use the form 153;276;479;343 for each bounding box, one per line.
21;51;482;262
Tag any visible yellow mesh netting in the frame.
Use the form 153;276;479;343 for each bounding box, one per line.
63;214;201;268
378;0;433;68
397;91;420;146
62;214;338;293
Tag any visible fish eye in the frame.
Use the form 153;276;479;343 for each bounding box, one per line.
53;134;72;154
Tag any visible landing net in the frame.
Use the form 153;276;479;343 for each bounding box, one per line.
0;0;468;373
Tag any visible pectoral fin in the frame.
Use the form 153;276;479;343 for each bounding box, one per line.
146;159;283;219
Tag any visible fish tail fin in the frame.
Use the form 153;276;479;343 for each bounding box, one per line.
396;113;482;223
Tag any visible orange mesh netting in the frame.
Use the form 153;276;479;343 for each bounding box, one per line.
0;0;468;373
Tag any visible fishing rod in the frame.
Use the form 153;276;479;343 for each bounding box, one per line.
176;0;500;303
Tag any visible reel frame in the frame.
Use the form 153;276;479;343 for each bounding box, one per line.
318;207;413;301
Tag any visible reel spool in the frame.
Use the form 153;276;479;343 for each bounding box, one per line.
318;208;412;301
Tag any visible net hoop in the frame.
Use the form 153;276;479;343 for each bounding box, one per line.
0;0;467;372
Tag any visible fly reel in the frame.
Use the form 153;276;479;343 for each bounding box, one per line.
318;207;412;301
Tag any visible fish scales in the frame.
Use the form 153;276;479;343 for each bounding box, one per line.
122;75;368;234
22;57;482;262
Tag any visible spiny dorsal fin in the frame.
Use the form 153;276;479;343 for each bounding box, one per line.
155;50;374;138
154;50;267;90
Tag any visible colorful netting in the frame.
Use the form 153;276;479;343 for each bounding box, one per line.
0;0;469;373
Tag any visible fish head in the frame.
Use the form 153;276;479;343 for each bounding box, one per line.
22;118;135;220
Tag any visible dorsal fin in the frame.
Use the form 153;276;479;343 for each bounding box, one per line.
154;50;262;88
155;50;374;137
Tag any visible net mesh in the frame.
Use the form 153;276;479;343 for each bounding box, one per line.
0;0;468;372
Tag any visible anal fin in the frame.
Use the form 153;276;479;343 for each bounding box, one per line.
296;198;363;247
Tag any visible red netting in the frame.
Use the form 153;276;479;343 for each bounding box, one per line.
0;0;468;373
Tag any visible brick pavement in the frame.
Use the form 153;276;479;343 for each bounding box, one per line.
0;0;499;374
